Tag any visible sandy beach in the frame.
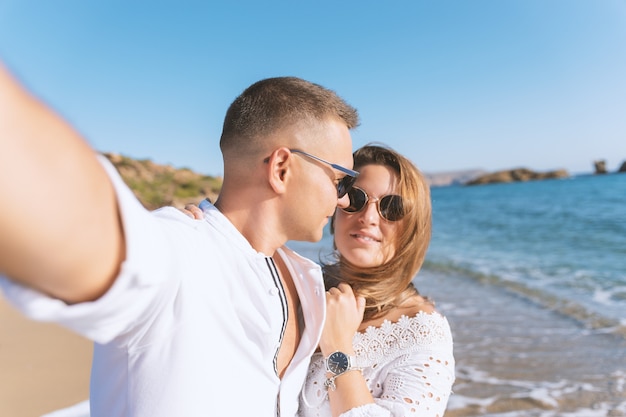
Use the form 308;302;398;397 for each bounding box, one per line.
0;295;92;417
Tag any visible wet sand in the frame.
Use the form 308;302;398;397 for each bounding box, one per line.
418;269;626;417
0;295;92;417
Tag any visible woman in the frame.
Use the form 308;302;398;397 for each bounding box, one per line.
298;144;454;417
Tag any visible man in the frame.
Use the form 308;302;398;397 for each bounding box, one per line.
0;63;359;416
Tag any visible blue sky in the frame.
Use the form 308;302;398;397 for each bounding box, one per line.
1;1;625;176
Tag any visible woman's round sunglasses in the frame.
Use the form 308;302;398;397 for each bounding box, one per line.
341;186;405;221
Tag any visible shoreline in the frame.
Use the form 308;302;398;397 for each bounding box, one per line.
417;269;626;416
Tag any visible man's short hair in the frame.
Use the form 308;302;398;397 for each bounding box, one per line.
220;77;359;155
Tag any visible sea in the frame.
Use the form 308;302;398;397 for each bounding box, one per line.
288;172;626;417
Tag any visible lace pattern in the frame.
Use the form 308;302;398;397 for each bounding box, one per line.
353;312;452;366
299;311;455;417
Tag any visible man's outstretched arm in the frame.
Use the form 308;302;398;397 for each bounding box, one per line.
0;63;125;304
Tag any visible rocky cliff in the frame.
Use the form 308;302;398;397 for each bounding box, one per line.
102;153;222;210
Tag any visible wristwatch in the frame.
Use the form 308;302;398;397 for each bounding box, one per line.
324;351;359;391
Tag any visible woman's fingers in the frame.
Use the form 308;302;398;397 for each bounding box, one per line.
179;204;204;219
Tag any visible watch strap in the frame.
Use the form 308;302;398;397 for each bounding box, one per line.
324;368;361;391
324;351;363;391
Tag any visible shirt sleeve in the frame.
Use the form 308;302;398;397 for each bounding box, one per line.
341;313;455;417
0;155;181;345
341;349;454;417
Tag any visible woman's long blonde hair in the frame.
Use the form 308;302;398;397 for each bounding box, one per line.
324;144;432;321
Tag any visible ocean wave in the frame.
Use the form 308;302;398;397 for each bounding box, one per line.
421;259;626;338
447;366;626;417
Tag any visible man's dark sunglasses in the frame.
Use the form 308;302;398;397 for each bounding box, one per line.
288;149;359;198
342;186;405;221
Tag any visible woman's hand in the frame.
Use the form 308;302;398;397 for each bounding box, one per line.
320;283;365;355
320;284;373;417
179;204;204;220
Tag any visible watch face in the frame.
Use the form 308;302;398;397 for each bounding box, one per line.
327;351;349;375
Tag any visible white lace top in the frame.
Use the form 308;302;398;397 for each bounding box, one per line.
298;312;455;417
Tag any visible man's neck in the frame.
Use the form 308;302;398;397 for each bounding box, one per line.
214;197;286;256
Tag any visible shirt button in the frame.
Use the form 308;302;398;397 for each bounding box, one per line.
269;287;279;296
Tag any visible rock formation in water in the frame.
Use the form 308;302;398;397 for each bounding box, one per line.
465;168;569;186
594;160;608;174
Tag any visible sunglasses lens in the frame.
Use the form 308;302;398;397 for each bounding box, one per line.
380;195;404;221
344;188;367;212
337;175;357;198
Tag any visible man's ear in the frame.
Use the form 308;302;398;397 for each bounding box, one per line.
266;147;292;194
